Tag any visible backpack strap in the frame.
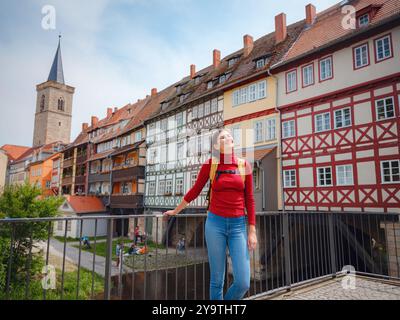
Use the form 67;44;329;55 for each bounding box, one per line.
237;157;246;184
206;156;219;210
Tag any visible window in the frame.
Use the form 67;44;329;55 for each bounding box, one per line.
40;95;45;112
228;57;238;67
381;160;400;183
254;121;263;143
160;118;168;132
158;180;165;195
302;64;314;87
232;80;267;106
67;220;72;232
375;35;392;62
336;165;353;185
45;181;51;189
198;104;204;118
282;120;295;138
191;173;197;188
317;167;332;186
176;178;184;194
149;181;156;195
204;101;210;115
176;112;183;127
335;108;351;128
232;90;240;106
207;81;213;89
57;221;63;231
135;131;142;142
253;168;260;190
239;87;247;104
165;180;173;194
256;59;265;69
283;170;296;187
265;118;276;140
211;99;218;113
192;106;198;119
58;98;65;111
219;74;226;84
375;97;394;120
179;95;184;103
248;84;257;102
354;43;369;69
194;76;201;85
315;112;331;132
286;70;297;92
319;56;333;81
197;136;202;153
258;81;267;99
358;13;369;27
232;125;241;146
177;142;184;159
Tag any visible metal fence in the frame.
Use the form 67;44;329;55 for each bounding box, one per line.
0;211;399;300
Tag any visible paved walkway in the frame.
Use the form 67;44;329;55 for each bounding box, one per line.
259;276;400;300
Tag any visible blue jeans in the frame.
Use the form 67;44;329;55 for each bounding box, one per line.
205;211;250;300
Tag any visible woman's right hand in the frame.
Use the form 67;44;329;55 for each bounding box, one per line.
163;209;178;218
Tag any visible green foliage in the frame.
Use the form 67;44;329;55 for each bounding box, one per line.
0;182;64;297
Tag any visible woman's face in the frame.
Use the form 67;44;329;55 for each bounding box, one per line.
214;130;234;153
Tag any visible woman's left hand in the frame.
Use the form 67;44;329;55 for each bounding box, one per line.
248;230;257;251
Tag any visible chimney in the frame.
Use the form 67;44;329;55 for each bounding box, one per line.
190;64;196;79
213;49;221;68
91;116;98;127
107;107;112;118
275;13;287;44
82;123;88;131
306;4;316;25
151;88;157;96
243;34;254;57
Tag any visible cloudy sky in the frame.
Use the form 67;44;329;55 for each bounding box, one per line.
0;0;339;147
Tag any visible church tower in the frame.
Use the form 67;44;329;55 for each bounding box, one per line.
33;36;75;147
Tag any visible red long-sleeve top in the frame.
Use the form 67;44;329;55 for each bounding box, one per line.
183;152;256;226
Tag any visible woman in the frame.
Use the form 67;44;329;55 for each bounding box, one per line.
163;128;257;300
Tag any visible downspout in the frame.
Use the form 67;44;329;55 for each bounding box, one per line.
256;159;265;211
267;68;285;213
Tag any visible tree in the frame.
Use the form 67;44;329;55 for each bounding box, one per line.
0;182;63;298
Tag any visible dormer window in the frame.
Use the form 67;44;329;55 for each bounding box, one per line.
194;76;201;85
161;101;169;110
176;85;182;94
207;81;213;89
358;13;369;27
219;74;226;84
256;58;265;69
179;95;184;103
228;57;238;68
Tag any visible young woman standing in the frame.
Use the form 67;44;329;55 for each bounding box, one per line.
163;128;257;300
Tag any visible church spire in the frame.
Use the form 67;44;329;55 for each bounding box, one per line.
47;35;65;84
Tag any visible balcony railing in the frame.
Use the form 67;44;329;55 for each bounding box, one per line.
62;158;73;168
112;166;144;182
0;211;399;300
74;175;86;185
61;176;73;185
110;194;143;208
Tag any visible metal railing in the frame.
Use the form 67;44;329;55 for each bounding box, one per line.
0;211;399;300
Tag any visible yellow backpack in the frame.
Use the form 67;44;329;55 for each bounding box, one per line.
206;155;246;210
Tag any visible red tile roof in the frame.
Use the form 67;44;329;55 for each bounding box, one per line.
0;145;31;161
274;0;400;67
64;195;106;213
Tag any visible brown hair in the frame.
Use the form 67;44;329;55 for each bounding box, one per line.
211;127;232;158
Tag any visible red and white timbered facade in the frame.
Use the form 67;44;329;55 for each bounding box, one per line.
275;24;400;213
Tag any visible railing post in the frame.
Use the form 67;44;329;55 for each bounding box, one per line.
328;212;337;277
104;218;113;300
282;212;291;290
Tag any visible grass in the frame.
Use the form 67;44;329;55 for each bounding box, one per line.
1;266;104;300
72;238;165;259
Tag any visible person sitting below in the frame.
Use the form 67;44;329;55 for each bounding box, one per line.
126;243;140;256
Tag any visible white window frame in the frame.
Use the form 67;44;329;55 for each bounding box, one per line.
381;160;400;184
286;70;297;92
282;120;295;138
302;64;314;87
354;43;369;69
317;167;333;187
334;107;352;129
358;13;369;27
283;170;296;188
254;121;263;143
375;35;392;62
315;112;331;132
190;173;197;188
375;97;395;121
336;165;354;186
232;125;241;146
319;56;333;81
256;59;265;69
175;178;184;194
265;118;276;141
248;84;257;102
258;80;267;99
